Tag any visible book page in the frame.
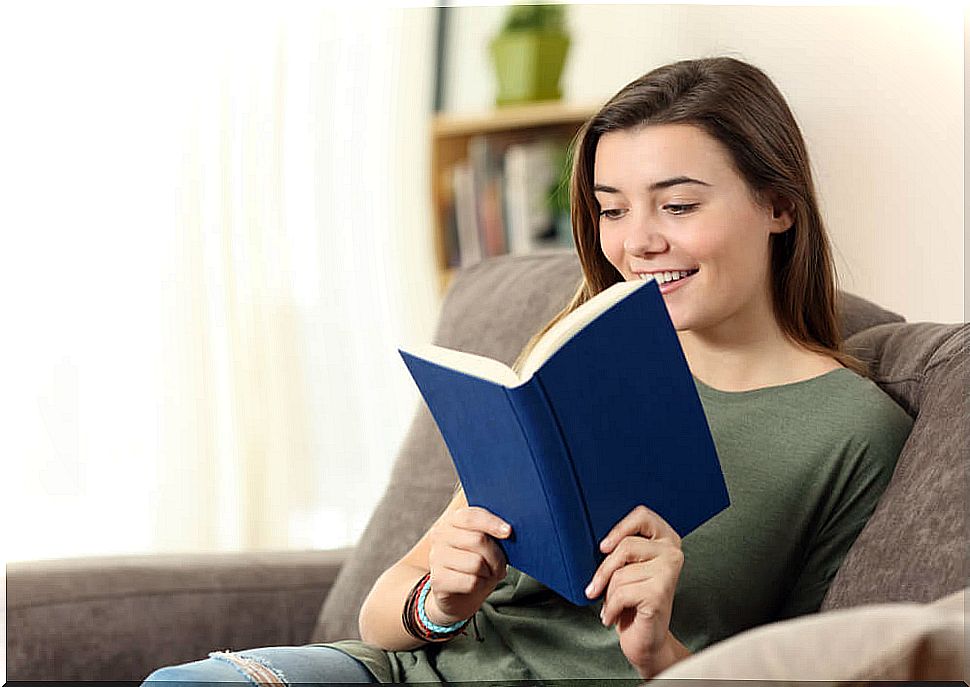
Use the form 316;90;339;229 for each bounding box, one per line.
401;343;522;387
518;278;650;381
398;278;653;389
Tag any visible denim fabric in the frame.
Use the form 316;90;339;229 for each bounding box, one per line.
142;644;378;685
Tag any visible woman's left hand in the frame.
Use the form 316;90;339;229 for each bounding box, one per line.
584;504;687;679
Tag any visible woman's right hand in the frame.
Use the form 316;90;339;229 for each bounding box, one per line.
424;505;512;626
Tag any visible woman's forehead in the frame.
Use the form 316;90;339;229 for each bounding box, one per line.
593;124;733;186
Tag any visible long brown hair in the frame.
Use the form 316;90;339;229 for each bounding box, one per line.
511;56;868;378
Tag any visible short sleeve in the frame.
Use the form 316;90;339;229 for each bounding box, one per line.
776;408;912;620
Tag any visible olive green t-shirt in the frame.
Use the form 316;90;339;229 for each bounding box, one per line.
323;367;913;684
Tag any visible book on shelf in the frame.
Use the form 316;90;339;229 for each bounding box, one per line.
449;133;573;269
397;277;730;606
468;134;508;259
503;139;563;255
450;161;481;268
441;168;461;268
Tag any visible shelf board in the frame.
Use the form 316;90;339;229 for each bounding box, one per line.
432;101;601;138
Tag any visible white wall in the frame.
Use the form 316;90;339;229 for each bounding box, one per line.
443;3;965;324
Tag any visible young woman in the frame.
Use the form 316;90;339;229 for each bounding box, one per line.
143;55;913;686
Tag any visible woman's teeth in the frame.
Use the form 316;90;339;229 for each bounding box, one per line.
639;269;698;284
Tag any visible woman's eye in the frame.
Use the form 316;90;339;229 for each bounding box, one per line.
598;204;697;220
664;203;699;215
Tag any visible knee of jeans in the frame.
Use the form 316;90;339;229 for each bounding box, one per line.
143;665;198;683
143;665;189;682
208;649;289;686
142;660;251;685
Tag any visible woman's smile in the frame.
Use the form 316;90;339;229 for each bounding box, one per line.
632;269;699;295
655;269;697;295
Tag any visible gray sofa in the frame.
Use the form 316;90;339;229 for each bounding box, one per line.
8;249;968;682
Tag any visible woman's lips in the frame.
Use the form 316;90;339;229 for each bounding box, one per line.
658;271;696;294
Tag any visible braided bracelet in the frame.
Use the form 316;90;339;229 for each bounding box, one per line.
401;572;470;642
417;576;470;633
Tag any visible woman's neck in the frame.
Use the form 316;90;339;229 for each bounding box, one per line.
677;322;836;393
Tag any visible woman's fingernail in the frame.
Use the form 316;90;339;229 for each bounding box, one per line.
585;583;594;597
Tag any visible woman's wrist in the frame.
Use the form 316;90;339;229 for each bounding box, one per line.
656;630;691;674
401;572;471;644
633;630;691;679
423;589;466;627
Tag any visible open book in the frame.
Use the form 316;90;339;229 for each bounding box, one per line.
397;277;729;606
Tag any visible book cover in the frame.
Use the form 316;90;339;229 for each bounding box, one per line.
398;278;730;606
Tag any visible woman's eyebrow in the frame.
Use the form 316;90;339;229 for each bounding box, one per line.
593;176;712;193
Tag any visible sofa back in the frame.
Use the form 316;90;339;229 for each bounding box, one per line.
311;249;968;643
820;318;968;609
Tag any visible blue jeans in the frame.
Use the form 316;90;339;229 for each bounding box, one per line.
142;645;379;685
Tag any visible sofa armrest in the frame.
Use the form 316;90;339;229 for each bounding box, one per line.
7;547;354;681
650;588;968;684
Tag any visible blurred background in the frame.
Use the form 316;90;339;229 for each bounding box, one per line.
1;0;964;576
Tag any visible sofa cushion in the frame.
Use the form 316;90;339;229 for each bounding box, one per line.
838;290;906;337
7;549;351;680
821;322;969;609
654;587;968;682
310;249;914;643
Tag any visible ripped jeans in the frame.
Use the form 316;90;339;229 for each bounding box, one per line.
142;645;378;685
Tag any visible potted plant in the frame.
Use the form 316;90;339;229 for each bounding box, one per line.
489;4;570;106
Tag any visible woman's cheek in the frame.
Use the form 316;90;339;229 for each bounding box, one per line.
600;230;625;274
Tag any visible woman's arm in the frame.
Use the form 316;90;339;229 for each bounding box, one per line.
358;561;439;651
358;489;468;650
358;486;509;651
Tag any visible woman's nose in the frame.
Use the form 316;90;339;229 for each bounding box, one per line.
623;215;669;254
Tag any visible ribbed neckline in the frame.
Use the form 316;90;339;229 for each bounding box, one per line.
692;367;853;399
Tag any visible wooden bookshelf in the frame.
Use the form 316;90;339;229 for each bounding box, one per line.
430;100;600;295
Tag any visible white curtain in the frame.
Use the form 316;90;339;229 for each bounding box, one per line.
2;1;440;563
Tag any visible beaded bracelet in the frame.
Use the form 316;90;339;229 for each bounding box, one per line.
401;572;472;643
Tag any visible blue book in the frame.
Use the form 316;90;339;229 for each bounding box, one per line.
397;277;729;606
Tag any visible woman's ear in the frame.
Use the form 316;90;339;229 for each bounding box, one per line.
768;193;795;233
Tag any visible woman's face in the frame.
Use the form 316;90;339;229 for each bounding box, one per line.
594;123;792;336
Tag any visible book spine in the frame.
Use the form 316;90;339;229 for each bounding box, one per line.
503;143;530;255
451;162;481;267
507;376;599;605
